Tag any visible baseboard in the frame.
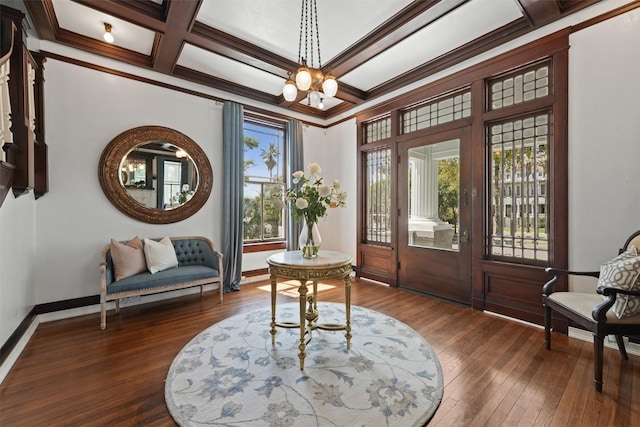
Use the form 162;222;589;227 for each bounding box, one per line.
240;273;270;284
33;295;100;315
0;307;36;366
0;315;39;385
569;327;640;357
484;310;544;330
0;284;222;385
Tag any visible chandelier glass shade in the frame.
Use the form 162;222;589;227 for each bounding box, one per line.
282;0;338;108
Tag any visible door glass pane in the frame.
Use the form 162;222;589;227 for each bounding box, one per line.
407;139;460;251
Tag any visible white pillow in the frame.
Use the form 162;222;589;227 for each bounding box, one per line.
143;237;179;274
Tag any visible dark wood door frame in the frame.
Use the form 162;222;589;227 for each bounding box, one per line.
356;30;569;326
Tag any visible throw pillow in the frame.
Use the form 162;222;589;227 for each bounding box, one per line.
598;246;640;318
144;237;179;274
110;236;147;281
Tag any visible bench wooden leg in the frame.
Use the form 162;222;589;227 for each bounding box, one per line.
100;300;106;330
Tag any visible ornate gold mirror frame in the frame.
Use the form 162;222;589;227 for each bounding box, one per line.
98;126;212;224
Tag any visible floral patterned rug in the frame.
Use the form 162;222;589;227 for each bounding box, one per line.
165;302;443;426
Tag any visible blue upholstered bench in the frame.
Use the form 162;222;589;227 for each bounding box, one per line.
99;236;223;329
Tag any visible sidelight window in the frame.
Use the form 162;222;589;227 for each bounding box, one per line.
364;147;392;244
489;112;550;263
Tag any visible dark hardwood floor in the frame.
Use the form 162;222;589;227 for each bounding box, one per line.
1;278;638;426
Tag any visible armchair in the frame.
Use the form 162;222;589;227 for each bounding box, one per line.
543;230;640;392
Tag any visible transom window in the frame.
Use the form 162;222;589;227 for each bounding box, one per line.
489;61;551;110
242;117;286;243
364;115;391;144
402;90;471;134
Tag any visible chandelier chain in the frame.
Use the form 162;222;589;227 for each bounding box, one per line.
296;0;323;69
306;0;312;67
298;0;305;64
313;0;321;69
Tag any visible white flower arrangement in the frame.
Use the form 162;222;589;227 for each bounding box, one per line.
276;162;347;224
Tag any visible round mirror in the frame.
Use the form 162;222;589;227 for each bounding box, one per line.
99;126;212;224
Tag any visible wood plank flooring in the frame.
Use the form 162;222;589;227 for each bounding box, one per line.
1;278;638;426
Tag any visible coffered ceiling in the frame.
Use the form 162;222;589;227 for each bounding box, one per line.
19;0;601;119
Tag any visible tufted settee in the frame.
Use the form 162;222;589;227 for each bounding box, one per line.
100;236;223;329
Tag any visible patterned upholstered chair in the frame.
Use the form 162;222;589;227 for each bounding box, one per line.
543;230;640;392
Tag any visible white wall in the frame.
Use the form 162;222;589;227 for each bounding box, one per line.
568;7;640;291
316;119;358;260
0;192;36;347
34;59;224;304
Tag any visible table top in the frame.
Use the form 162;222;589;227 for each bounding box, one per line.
267;250;351;268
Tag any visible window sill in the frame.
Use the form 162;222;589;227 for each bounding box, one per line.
243;241;286;253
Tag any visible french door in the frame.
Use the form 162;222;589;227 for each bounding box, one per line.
397;127;472;304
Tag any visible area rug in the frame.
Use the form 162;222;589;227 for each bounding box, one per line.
165;302;443;426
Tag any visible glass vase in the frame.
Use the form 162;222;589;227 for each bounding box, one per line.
299;219;321;258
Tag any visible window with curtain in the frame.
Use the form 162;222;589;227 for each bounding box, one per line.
243;116;287;243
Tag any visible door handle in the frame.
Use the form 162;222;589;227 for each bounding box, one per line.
460;229;469;244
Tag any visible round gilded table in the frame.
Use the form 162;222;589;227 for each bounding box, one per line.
267;250;352;369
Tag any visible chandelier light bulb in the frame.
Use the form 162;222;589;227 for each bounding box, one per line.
283;78;298;101
309;91;321;108
296;66;312;91
103;23;114;43
322;75;338;98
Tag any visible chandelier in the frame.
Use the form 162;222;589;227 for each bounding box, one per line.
282;0;338;108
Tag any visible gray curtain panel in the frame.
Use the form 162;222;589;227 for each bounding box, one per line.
222;101;244;292
286;119;304;250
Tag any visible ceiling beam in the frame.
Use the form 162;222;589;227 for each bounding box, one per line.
173;65;278;105
187;22;297;78
23;0;57;40
152;0;201;74
516;0;561;26
54;28;152;68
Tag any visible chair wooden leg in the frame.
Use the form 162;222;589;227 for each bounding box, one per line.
544;305;551;350
593;334;604;392
615;335;629;360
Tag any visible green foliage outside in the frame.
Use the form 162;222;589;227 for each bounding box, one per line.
438;158;459;233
